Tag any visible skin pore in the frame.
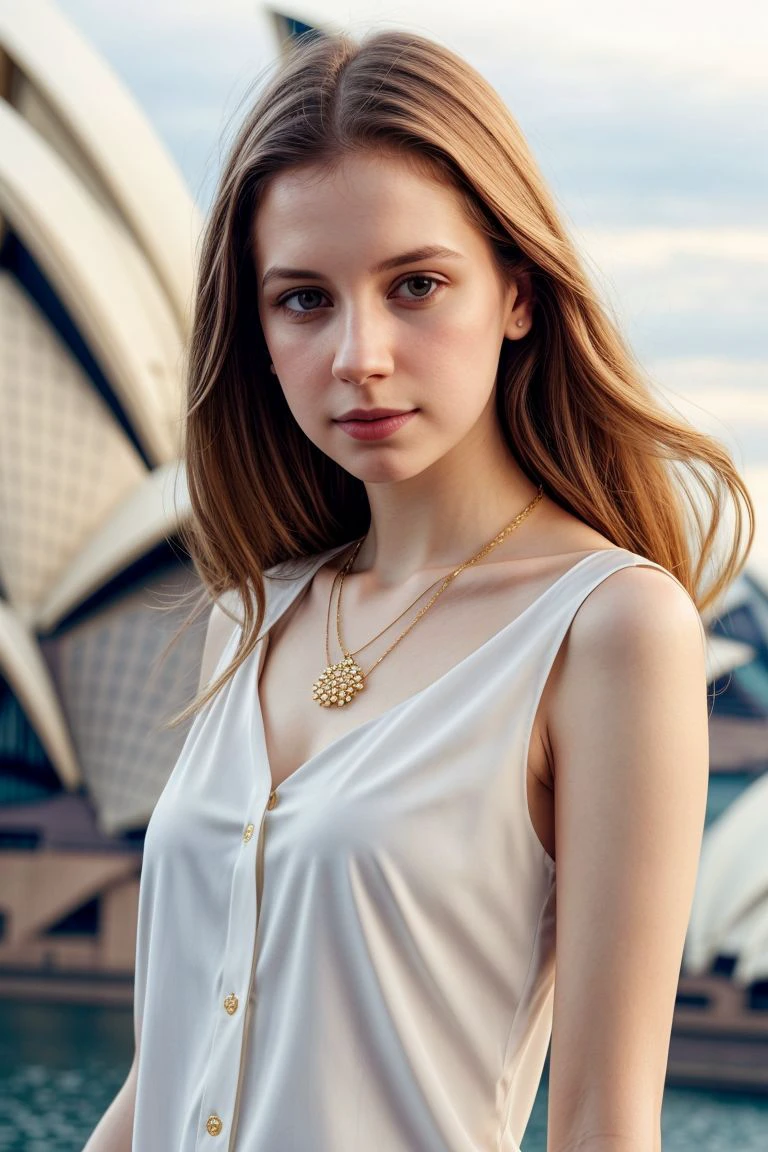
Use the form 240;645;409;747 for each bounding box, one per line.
251;147;618;831
250;153;709;1150
254;149;548;586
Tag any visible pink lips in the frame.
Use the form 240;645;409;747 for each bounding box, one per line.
334;410;418;441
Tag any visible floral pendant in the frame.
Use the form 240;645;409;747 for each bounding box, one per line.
312;655;365;707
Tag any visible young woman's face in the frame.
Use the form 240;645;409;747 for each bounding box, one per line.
253;150;529;483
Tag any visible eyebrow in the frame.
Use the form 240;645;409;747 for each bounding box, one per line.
261;245;465;289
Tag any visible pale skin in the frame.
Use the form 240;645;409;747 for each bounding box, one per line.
84;150;708;1151
249;152;709;1150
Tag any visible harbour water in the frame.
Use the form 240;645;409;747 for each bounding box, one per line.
1;1001;767;1150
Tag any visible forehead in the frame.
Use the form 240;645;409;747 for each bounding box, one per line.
252;152;479;268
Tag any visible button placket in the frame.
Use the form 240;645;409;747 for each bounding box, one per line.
195;790;278;1150
227;788;281;1136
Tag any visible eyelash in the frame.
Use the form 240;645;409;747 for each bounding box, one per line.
274;275;446;321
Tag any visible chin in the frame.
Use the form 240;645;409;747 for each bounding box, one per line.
349;454;438;486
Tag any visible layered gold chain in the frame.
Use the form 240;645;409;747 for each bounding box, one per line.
311;484;544;708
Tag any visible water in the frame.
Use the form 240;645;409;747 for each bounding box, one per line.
1;1000;767;1150
0;1002;132;1152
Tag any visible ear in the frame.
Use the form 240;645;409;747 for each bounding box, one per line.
502;270;534;340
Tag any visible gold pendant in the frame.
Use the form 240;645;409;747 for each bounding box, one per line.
312;655;365;707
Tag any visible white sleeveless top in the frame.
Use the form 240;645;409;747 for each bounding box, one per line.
132;542;702;1151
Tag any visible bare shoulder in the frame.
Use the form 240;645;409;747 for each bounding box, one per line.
546;560;708;764
568;560;705;656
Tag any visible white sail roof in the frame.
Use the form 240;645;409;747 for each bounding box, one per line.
52;564;208;834
0;599;80;787
0;100;183;464
0;272;146;622
685;770;768;984
703;635;757;683
0;0;201;331
0;0;764;835
35;462;191;633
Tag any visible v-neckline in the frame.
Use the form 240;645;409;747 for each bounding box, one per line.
250;543;630;796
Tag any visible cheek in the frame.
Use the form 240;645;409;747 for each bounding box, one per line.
269;315;338;380
278;377;323;430
446;292;504;354
265;333;326;417
411;300;503;395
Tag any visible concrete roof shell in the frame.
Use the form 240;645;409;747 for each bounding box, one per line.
0;272;148;622
0;599;80;787
685;769;768;985
0;0;201;332
35;462;191;633
0;98;182;464
0;0;761;827
704;635;757;684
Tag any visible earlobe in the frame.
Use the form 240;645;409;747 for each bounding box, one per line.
506;314;529;338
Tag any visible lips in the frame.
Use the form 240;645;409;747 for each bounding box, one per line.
335;408;414;421
334;410;418;441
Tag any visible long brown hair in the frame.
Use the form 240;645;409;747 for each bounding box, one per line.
169;28;754;727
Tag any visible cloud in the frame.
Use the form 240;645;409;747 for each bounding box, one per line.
51;0;767;427
56;2;766;228
647;360;768;473
567;228;768;366
652;359;768;400
479;50;768;231
56;1;278;205
580;230;768;266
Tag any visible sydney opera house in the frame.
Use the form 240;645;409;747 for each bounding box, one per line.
1;0;767;1091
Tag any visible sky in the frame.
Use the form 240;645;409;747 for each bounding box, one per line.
54;0;768;560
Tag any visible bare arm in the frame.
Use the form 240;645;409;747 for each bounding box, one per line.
81;1051;138;1151
545;566;709;1152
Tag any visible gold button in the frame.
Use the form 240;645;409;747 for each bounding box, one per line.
243;822;254;843
206;1114;223;1136
267;789;279;811
223;993;239;1015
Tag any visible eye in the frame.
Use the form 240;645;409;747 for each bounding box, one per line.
276;288;329;318
390;275;443;302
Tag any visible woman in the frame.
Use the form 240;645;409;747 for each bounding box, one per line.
86;27;753;1152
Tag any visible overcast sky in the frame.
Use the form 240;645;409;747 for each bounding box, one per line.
55;0;768;491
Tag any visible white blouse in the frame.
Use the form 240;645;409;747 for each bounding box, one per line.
132;542;702;1151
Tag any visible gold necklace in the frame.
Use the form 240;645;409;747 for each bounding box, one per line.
311;484;544;708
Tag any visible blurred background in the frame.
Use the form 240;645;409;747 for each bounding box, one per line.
0;1;766;1148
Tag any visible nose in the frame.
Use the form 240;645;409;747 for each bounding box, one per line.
331;302;394;386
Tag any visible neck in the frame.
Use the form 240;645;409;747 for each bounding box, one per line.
352;427;544;589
